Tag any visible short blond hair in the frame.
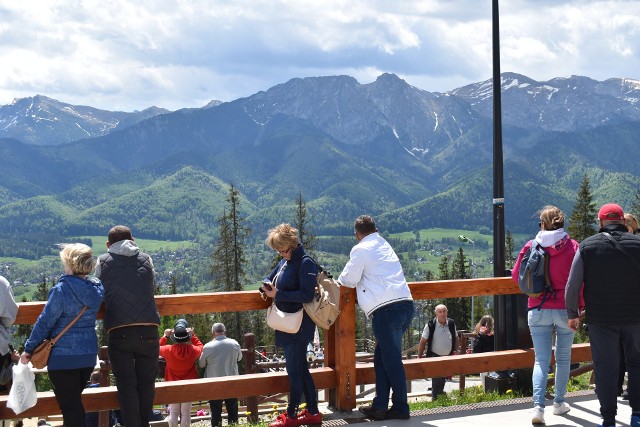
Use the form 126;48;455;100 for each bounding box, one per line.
59;243;96;276
265;223;298;251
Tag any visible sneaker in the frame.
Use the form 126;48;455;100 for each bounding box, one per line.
359;405;386;420
553;402;571;415
296;409;322;425
269;412;299;427
532;406;545;424
631;414;640;427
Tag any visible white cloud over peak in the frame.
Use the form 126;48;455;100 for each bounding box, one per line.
0;0;638;111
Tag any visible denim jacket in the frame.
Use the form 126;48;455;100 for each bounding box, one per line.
25;275;104;370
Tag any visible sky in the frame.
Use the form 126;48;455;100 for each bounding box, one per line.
1;0;639;112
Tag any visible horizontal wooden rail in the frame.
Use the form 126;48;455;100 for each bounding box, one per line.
14;278;519;324
0;344;591;419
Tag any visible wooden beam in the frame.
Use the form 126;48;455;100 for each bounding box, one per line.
14;278;520;324
333;286;357;411
0;344;592;419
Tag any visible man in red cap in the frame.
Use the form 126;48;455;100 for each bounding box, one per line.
565;203;640;427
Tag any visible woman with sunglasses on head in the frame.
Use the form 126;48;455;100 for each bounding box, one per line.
261;223;322;427
511;206;584;425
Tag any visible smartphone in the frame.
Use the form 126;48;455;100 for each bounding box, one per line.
261;281;273;291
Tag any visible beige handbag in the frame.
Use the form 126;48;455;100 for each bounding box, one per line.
266;302;303;334
264;262;303;334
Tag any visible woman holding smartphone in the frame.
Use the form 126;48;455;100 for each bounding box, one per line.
261;223;322;427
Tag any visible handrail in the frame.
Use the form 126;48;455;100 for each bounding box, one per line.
3;277;584;421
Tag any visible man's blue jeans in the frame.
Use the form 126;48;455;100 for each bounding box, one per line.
528;309;575;408
371;300;415;416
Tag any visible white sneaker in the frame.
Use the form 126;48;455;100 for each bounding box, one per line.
532;406;545;424
553;401;571;415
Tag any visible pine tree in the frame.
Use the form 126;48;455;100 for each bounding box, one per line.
451;247;468;279
294;192;317;255
35;274;49;301
438;256;450;280
505;230;515;269
567;173;598;242
210;184;250;342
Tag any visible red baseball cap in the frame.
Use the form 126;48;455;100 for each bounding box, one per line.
598;203;624;221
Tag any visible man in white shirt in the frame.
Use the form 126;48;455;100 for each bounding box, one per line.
198;323;242;427
338;215;414;421
418;304;458;400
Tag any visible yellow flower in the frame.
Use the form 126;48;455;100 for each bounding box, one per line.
245;411;251;416
299;403;307;409
506;389;513;394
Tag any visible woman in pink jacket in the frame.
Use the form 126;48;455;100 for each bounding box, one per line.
512;205;583;425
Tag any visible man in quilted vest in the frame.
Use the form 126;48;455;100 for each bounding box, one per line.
96;225;161;427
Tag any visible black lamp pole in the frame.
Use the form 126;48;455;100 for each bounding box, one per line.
491;0;507;352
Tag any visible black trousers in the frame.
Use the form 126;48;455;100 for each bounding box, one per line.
49;367;93;427
589;322;640;424
208;398;239;427
108;325;159;427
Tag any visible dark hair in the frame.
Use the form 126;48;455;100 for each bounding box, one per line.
354;215;377;235
108;225;133;245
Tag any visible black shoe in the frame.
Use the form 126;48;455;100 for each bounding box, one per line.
359;405;386;420
386;408;410;420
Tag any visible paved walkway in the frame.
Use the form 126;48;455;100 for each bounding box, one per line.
324;390;633;427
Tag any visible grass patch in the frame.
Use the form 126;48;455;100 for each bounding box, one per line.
79;235;195;255
410;385;523;411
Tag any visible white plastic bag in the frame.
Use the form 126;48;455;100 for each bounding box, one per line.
7;362;37;414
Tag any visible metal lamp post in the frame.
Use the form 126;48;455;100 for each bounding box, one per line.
459;235;475;327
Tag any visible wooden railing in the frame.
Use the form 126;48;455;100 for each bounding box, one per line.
0;277;593;420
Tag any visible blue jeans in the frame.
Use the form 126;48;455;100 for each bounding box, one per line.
282;340;318;417
371;300;415;415
108;325;159;427
528;309;575;408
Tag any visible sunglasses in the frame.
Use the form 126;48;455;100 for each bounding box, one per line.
276;247;291;255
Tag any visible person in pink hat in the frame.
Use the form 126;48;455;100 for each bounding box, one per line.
565;203;640;427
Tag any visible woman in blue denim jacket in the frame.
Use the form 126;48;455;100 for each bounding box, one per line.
261;223;322;427
21;243;104;427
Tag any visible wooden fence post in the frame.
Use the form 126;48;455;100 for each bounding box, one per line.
243;333;258;423
98;346;111;427
333;287;356;412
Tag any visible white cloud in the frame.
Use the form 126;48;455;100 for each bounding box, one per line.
0;0;639;111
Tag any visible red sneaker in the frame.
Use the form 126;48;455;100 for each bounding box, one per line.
269;412;299;427
297;409;323;425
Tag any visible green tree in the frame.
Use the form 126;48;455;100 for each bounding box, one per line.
505;230;515;269
437;256;450;280
210;184;250;342
447;248;472;331
34;274;49;301
451;247;468;279
567;173;597;242
630;188;640;218
294;192;317;255
424;270;435;281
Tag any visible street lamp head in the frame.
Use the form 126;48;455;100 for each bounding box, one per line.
458;235;474;243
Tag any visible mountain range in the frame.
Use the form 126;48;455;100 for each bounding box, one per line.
1;72;639;244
